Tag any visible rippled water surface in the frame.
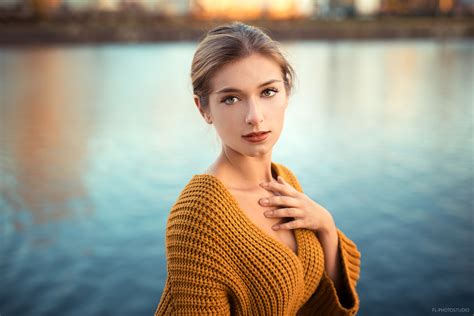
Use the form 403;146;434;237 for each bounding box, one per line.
1;40;473;315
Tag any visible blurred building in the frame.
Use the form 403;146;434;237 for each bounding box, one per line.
379;0;468;15
30;0;62;13
355;0;381;15
154;0;190;17
96;0;153;11
314;0;380;17
314;0;473;17
1;0;472;18
74;0;190;15
96;0;119;11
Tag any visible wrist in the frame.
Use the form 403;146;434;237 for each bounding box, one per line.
318;211;337;236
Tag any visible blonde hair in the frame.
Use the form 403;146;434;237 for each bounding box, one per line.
191;22;295;108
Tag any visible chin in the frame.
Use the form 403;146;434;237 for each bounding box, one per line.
242;144;274;157
223;143;267;158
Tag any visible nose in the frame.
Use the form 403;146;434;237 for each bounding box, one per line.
245;97;264;126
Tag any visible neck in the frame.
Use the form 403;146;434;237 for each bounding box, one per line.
209;147;275;191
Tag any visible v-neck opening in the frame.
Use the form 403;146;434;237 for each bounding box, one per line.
193;162;301;261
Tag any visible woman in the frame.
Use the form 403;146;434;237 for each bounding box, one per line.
155;22;361;315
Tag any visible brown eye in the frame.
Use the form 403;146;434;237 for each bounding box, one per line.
262;88;278;97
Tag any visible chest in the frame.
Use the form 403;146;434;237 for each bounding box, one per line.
230;189;298;254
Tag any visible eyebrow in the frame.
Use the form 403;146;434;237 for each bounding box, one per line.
214;79;282;94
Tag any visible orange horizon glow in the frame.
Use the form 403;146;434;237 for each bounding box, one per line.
439;0;454;13
192;0;310;20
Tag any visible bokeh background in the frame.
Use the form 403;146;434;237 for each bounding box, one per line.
1;1;473;315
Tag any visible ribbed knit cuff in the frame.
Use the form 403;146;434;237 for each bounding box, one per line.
320;228;361;315
297;228;361;316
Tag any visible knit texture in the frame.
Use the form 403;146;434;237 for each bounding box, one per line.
155;162;361;315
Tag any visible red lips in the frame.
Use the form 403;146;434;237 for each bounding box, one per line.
243;131;270;137
242;131;271;143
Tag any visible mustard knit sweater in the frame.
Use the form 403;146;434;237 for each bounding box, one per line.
155;162;361;315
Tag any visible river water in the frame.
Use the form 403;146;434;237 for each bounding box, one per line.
0;40;473;315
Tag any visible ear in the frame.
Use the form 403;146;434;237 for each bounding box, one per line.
194;95;212;124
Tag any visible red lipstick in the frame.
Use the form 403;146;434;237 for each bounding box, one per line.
242;131;270;143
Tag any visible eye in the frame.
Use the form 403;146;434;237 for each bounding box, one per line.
221;96;240;105
262;88;278;97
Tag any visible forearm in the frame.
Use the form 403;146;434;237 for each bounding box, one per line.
317;221;344;296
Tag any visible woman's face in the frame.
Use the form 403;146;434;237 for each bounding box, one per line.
199;53;289;158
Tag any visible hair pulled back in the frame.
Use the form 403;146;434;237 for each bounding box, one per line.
191;22;295;108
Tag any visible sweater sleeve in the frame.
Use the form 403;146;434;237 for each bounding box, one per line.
298;228;361;315
155;202;231;315
276;163;361;315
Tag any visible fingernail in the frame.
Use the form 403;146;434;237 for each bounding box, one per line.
260;182;268;187
264;211;273;217
272;224;280;230
260;198;268;205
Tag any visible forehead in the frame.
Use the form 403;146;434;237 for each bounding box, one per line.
210;54;282;93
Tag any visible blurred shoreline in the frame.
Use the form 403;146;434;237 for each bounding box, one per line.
1;16;473;46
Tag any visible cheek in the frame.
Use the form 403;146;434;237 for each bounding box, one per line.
276;93;289;108
266;98;287;121
213;111;241;137
269;111;287;137
265;93;288;109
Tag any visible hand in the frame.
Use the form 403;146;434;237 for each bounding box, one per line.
259;176;336;233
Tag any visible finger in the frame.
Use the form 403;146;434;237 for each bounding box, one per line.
264;208;303;218
277;175;296;189
259;195;299;208
260;177;297;197
273;219;304;230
